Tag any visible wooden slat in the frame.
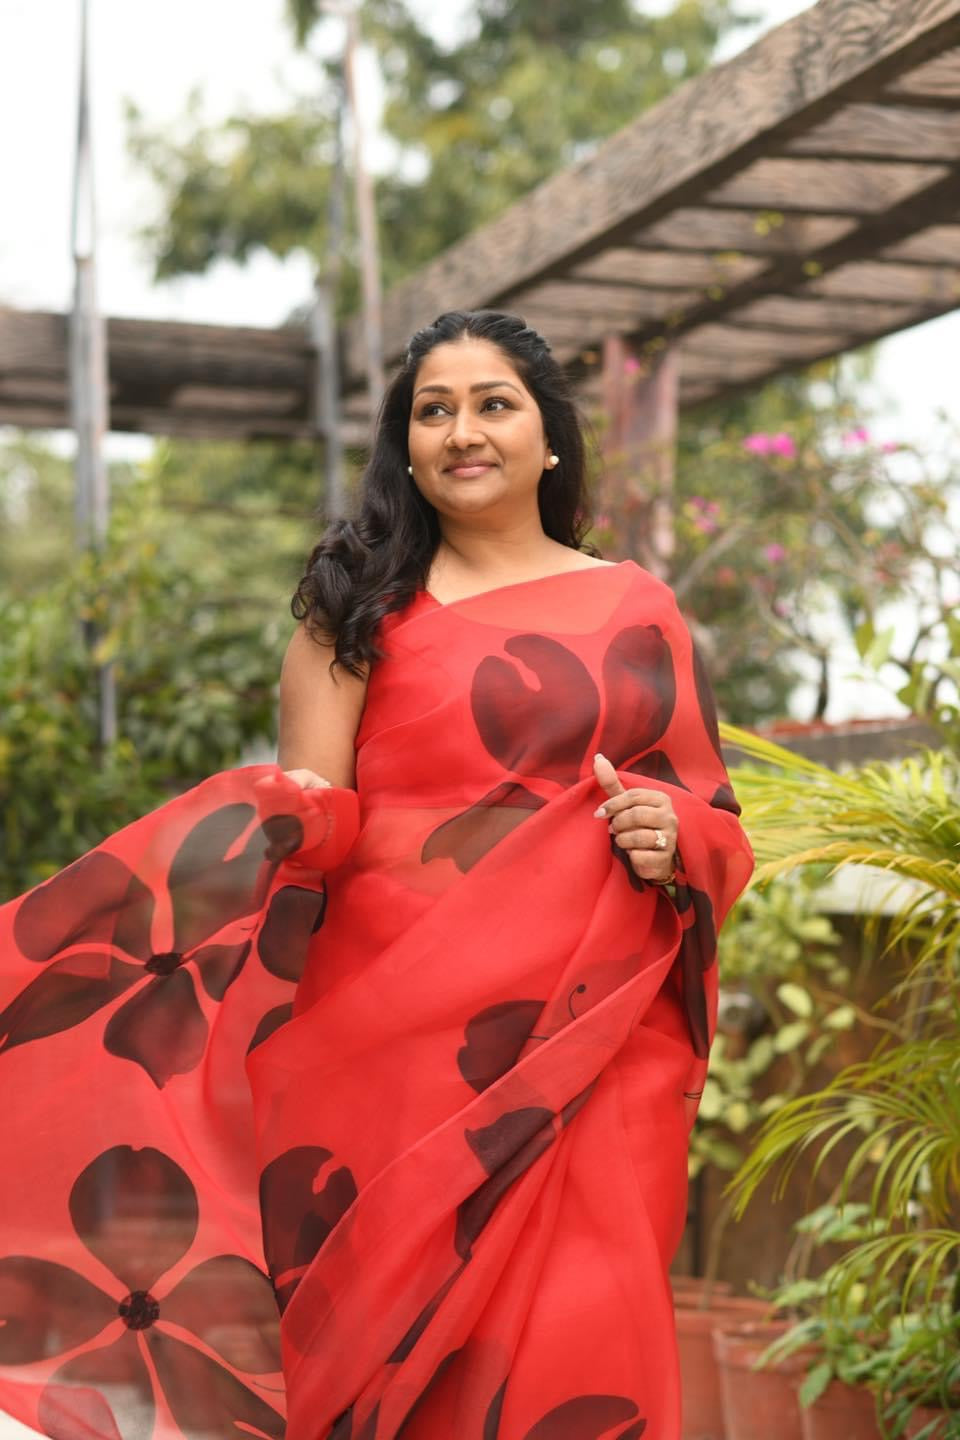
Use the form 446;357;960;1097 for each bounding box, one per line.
733;294;918;332
882;225;960;263
806;258;960;302
344;0;960;377
569;248;767;289
519;282;700;320
703;157;949;215
781;103;960;160
631;209;857;256
675;323;848;359
884;48;960;104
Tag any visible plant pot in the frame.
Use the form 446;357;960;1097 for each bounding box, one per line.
904;1405;954;1439
712;1320;813;1440
800;1379;881;1440
672;1276;735;1304
675;1296;771;1440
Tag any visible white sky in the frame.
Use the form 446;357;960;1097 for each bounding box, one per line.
0;0;957;728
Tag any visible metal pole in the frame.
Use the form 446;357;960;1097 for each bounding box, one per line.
70;0;116;745
310;72;347;520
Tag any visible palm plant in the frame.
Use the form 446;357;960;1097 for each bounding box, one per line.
720;725;960;1312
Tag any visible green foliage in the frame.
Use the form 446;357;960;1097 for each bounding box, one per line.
666;376;960;726
0;438;316;898
723;723;960;1317
128;1;751;293
689;874;850;1180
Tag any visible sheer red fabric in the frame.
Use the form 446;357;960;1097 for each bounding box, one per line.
0;560;753;1440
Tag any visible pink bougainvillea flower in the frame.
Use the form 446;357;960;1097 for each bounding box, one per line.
764;543;787;563
742;433;773;454
769;433;797;458
842;426;870;447
880;440;900;454
694;516;719;534
623;356;642;374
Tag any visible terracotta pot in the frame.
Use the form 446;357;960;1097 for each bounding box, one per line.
904;1405;954;1439
675;1297;771;1440
800;1379;881;1440
671;1276;734;1303
712;1320;813;1440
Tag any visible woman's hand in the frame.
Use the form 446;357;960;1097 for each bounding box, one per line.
592;752;678;883
282;768;333;790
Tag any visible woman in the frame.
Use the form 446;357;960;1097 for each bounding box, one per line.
0;310;753;1440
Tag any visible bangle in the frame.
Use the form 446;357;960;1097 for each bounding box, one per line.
650;870;677;887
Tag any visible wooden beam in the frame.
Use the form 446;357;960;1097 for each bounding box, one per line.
806;258;960;303
882;225;960;263
884;48;960;105
780;103;960;161
520;281;700;321
703;157;948;215
343;0;960;379
569;248;767;289
676;323;848;360
631;210;856;256
733;294;918;332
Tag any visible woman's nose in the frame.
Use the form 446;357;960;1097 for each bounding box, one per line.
447;409;483;447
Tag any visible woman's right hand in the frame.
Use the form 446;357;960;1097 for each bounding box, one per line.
282;768;333;790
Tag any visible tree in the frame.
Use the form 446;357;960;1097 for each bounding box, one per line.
127;0;752;295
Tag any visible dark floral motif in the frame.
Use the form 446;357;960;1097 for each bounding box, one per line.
457;1000;546;1093
248;1002;295;1055
387;1264;466;1364
426;626;678;871
258;1146;358;1313
422;782;546;873
1;805;306;1086
484;1378;509;1439
625;749;689;792
330;1400;381;1440
595;625;676;769
710;781;741;816
471;636;601;787
523;1395;645;1439
258;884;327;981
457;1108;557;1261
674;876;719;1059
0;1145;284;1440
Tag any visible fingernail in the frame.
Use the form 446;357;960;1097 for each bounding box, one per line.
593;805;607;818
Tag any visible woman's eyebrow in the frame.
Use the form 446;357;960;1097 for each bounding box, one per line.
412;380;525;399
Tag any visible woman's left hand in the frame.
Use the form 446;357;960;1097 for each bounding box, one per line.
592;752;678;883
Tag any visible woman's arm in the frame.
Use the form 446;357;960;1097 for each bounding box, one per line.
277;624;369;789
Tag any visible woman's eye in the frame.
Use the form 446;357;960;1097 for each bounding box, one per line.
483;397;511;412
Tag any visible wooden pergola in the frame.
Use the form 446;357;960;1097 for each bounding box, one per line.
1;0;959;448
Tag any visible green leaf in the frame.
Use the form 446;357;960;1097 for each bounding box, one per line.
799;1361;833;1408
824;1005;856;1031
774;1020;812;1053
777;982;813;1018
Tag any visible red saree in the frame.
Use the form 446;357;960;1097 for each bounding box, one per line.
0;559;753;1440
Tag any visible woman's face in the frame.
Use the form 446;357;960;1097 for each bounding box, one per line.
406;336;553;522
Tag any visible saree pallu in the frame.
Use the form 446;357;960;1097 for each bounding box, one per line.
0;559;753;1440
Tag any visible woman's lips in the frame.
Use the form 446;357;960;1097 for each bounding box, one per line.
445;462;495;477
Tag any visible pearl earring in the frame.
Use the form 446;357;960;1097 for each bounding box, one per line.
548;454;560;467
407;465;413;475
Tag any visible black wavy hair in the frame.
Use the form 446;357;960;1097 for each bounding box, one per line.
291;309;600;677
